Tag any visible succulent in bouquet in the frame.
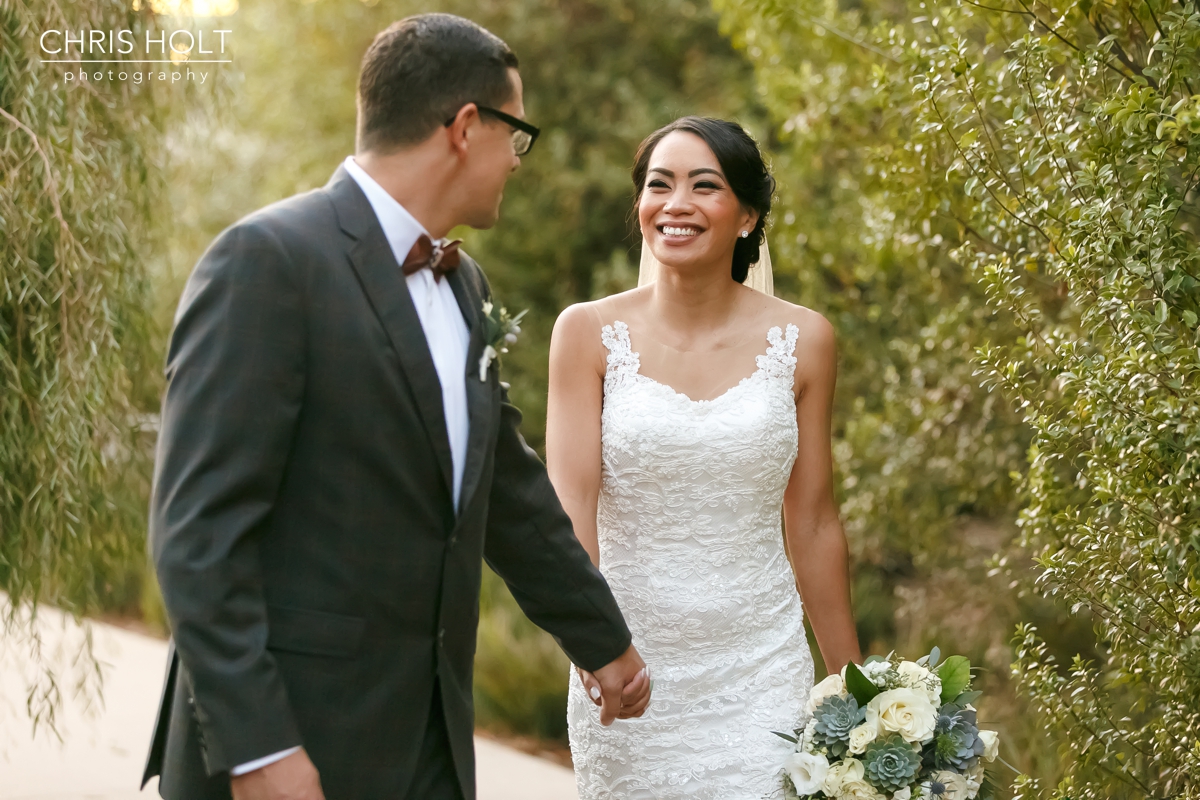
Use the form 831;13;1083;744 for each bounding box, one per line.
775;647;1003;800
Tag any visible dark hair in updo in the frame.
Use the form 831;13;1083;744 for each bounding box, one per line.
631;116;775;283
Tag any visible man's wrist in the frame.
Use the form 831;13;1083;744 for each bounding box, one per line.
230;746;302;777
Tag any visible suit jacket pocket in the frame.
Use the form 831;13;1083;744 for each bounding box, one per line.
266;605;366;659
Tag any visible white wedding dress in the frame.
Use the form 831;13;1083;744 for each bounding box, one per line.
567;320;815;800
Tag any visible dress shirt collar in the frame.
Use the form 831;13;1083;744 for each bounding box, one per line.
342;155;428;268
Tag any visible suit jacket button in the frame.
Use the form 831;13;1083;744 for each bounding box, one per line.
448;535;457;547
438;628;445;646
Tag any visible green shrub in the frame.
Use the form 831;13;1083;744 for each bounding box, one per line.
473;569;574;742
714;0;1200;796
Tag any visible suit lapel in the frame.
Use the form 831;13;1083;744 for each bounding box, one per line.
446;263;492;518
327;165;455;504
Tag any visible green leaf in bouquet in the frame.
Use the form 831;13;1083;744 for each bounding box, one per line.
977;768;1001;800
938;656;971;703
844;661;882;705
926;646;941;668
953;689;982;706
772;730;799;744
863;654;887;665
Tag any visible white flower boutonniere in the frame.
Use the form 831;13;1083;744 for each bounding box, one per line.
478;299;527;382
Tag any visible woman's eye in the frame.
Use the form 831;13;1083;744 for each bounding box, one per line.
695;180;720;190
647;179;669;189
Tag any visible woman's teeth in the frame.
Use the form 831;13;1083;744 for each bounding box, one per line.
662;226;698;237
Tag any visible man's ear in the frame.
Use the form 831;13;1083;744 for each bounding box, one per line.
445;103;482;158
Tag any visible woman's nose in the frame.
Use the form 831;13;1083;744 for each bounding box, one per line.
664;189;691;212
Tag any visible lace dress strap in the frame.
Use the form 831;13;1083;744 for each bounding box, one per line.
756;323;800;386
601;320;641;392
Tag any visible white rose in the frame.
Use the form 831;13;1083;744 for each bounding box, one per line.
823;756;865;796
897;661;942;705
839;776;886;800
978;729;999;762
807;672;848;714
930;771;969;800
784;751;830;796
893;789;912;800
847;721;879;755
866;688;938;744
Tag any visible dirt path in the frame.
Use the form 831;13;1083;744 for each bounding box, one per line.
0;607;577;800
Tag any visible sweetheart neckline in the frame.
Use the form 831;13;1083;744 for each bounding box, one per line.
628;367;766;406
609;319;786;406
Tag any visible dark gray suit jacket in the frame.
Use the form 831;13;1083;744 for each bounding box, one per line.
142;164;631;799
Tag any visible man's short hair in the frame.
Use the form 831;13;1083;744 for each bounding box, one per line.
356;14;519;153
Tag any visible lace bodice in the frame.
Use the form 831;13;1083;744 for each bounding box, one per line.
567;320;814;800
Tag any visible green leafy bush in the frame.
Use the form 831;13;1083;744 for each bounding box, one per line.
715;0;1200;796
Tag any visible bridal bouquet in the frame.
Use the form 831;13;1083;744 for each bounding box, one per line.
778;648;1001;800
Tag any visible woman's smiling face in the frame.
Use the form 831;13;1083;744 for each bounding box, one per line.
638;130;758;274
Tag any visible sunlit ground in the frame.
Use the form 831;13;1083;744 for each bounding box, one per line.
0;605;577;800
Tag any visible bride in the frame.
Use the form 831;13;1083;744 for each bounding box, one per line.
546;116;862;799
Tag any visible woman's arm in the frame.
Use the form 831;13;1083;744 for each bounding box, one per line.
546;303;606;567
782;314;863;674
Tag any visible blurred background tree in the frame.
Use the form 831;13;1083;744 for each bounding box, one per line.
0;0;182;731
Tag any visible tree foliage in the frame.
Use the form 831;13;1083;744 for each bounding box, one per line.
715;0;1200;796
1;0;174;728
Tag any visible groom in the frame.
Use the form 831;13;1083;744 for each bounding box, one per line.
142;13;647;800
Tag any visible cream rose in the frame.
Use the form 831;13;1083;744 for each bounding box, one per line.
892;789;912;800
865;688;938;744
823;756;865;797
808;672;848;714
784;751;830;795
978;729;1000;762
930;771;969;800
897;661;942;706
839;776;887;800
847;721;879;755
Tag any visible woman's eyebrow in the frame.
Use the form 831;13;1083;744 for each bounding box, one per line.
648;167;725;178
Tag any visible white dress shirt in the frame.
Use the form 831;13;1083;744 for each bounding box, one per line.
342;155;472;511
230;156;471;777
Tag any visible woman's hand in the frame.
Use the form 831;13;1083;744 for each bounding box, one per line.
578;656;653;722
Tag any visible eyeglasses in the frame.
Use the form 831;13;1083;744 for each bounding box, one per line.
444;104;540;156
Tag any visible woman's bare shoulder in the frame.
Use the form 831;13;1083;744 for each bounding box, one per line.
555;286;654;336
758;294;836;360
553;300;603;348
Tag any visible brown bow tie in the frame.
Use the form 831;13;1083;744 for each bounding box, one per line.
401;234;462;282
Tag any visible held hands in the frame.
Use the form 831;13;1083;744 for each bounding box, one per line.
578;644;652;725
230;748;324;800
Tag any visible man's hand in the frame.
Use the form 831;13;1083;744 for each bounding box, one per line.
584;644;652;725
231;748;324;800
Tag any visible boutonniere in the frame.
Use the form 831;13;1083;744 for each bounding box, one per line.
478;299;528;382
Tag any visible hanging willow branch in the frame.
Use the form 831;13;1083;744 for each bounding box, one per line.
0;0;177;733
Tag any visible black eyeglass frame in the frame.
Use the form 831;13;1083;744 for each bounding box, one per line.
444;104;540;155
